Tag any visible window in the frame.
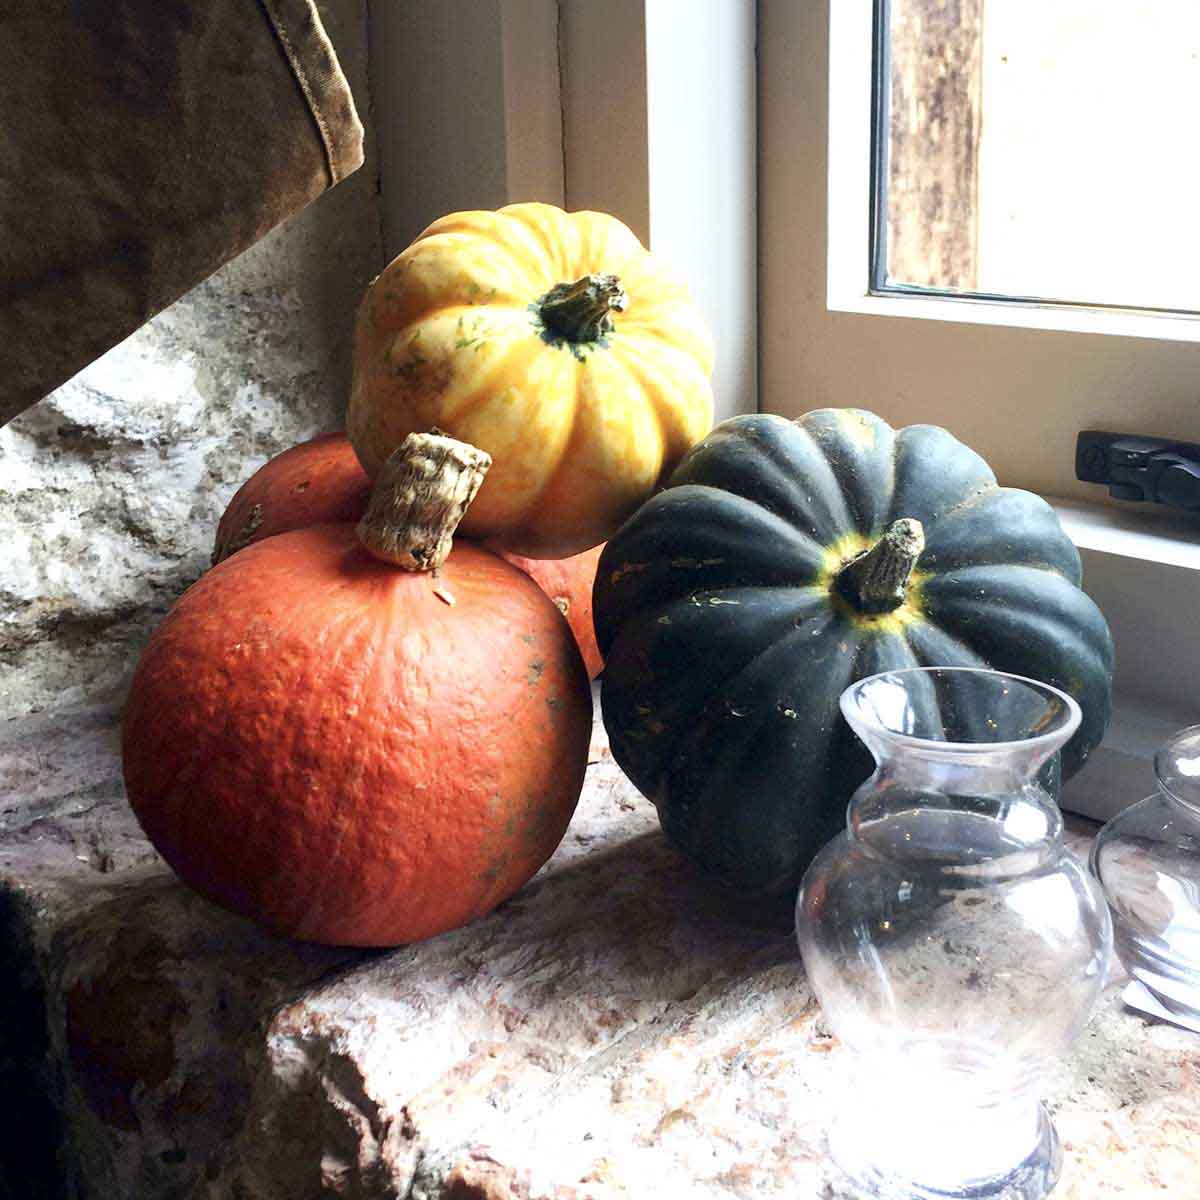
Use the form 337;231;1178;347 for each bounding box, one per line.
877;0;1200;315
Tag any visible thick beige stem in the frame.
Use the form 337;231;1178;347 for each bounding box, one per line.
356;432;491;571
836;518;926;614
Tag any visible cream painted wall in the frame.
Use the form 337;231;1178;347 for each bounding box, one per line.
562;0;757;420
369;0;563;256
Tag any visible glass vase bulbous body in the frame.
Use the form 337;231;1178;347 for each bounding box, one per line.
796;668;1112;1200
1091;724;1200;1030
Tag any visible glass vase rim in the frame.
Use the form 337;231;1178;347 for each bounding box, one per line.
1154;722;1200;812
839;666;1082;757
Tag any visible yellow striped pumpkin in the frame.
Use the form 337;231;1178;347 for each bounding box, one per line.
348;203;714;558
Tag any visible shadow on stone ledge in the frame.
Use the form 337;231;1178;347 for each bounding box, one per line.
0;888;67;1199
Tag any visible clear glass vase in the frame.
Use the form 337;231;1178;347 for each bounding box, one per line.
1091;724;1200;1031
796;667;1112;1200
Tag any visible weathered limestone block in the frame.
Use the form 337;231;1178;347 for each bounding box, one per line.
1;703;1197;1199
0;703;360;1197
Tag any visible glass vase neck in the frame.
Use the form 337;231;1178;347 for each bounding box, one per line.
858;738;1056;794
839;667;1079;873
846;767;1065;879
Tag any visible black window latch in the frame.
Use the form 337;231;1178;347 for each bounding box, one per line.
1076;431;1200;512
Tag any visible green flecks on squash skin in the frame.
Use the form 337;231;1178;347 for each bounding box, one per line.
464;281;499;306
454;313;494;351
390;330;427;382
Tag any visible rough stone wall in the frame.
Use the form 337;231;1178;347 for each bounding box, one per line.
0;0;383;720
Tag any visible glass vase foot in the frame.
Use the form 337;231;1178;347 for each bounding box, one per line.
827;1101;1062;1200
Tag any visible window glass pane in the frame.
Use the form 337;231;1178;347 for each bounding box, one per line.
879;0;1200;313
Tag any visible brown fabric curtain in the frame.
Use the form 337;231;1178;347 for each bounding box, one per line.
0;0;364;428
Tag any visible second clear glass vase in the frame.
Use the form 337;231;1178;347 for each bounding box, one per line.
1091;723;1200;1030
796;667;1112;1200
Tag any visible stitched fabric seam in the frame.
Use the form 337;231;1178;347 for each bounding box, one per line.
256;0;340;184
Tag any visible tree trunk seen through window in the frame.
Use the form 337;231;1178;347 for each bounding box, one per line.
885;0;983;292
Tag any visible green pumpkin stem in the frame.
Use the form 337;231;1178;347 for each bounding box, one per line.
356;431;491;572
836;518;926;614
537;274;627;343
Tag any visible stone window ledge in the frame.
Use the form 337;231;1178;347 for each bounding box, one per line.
0;695;1194;1198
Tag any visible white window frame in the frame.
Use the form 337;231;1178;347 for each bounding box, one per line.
826;3;1200;346
762;1;1200;507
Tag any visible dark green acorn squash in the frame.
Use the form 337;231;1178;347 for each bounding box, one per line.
594;409;1115;896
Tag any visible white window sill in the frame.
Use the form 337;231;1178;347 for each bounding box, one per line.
1048;495;1200;821
826;291;1200;347
1050;495;1200;572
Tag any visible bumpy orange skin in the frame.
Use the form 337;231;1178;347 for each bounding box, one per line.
212;433;606;677
122;528;592;947
499;546;604;680
348;203;715;558
213;432;374;563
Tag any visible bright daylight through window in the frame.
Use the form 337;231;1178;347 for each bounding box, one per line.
877;0;1200;315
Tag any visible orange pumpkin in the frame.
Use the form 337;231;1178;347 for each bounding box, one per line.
212;431;372;563
213;432;605;678
496;547;604;680
124;434;592;946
